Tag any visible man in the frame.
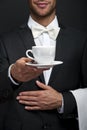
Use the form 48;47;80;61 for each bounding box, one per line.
0;0;87;130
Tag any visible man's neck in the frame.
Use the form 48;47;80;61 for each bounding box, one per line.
30;12;55;27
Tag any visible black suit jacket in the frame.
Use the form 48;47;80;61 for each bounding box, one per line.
0;24;87;130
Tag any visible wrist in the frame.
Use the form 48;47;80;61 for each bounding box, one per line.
57;93;64;113
8;64;22;85
57;93;63;108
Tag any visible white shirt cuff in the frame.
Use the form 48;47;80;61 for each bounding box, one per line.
8;64;19;85
57;95;64;113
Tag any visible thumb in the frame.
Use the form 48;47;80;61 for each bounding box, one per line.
23;57;33;62
36;80;49;90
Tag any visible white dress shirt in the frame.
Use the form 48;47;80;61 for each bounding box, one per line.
28;16;60;85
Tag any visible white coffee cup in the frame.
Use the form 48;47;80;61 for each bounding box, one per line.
26;46;55;64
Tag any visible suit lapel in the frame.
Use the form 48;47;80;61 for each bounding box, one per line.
18;24;35;50
48;28;64;85
19;24;45;83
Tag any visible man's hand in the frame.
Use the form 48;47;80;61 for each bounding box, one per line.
11;57;45;82
16;80;63;110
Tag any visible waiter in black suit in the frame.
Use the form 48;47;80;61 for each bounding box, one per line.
0;0;87;130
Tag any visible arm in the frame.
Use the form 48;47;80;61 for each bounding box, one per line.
0;39;13;102
0;38;45;101
0;69;13;103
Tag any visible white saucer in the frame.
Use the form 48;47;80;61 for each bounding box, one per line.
26;61;63;68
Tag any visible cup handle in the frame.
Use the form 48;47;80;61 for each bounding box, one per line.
26;50;34;60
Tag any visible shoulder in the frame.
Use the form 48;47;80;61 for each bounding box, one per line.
0;24;31;41
60;26;87;42
61;25;86;36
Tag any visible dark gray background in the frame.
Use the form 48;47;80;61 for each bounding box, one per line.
0;0;87;34
0;0;29;34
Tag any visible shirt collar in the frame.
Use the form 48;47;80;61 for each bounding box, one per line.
28;16;59;30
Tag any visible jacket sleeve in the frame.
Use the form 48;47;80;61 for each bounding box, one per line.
0;39;13;103
59;38;87;119
0;69;13;103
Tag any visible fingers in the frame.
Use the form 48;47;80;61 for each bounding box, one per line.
16;95;38;101
25;106;40;110
18;90;42;97
36;80;51;90
19;57;33;63
16;94;42;110
19;100;38;106
17;81;50;96
18;81;52;97
10;57;45;82
17;99;41;110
